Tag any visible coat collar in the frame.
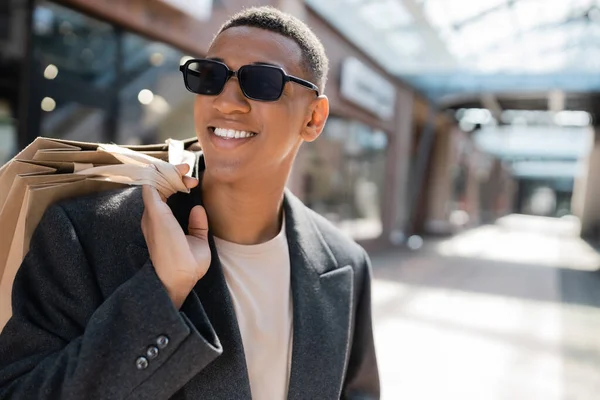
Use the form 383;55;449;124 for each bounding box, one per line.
282;189;354;400
282;188;339;276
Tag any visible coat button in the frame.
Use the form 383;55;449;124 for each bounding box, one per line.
146;345;159;360
136;356;149;370
156;335;169;349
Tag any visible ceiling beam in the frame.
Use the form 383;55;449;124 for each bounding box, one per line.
451;0;516;30
436;91;561;109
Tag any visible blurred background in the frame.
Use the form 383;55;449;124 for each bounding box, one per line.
1;0;600;398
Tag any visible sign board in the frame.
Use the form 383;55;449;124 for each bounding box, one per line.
340;57;396;121
160;0;213;21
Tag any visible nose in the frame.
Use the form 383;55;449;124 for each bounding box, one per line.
212;76;251;115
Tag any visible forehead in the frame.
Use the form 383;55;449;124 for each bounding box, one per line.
208;26;305;77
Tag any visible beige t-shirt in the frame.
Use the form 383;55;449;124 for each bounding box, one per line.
214;218;293;400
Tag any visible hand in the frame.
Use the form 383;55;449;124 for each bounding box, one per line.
141;164;211;309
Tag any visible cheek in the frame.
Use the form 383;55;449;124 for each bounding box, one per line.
263;107;296;142
259;106;305;159
193;96;210;124
272;102;304;133
193;98;202;121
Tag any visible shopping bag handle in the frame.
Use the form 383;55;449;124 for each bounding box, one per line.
74;140;195;198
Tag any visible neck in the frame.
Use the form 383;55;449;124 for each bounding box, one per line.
201;171;287;245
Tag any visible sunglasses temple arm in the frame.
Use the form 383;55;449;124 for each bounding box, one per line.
289;76;320;96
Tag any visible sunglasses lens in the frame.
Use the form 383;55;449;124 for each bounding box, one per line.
185;60;228;95
239;65;284;101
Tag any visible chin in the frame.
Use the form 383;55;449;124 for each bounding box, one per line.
203;154;250;184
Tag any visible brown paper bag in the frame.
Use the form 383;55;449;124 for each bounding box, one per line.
0;173;87;274
0;162;57;206
0;136;200;331
0;137;80;179
0;179;126;328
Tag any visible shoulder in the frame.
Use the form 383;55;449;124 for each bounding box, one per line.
22;186;147;305
290;193;370;272
44;186;145;250
56;186;144;225
297;201;374;301
306;207;366;257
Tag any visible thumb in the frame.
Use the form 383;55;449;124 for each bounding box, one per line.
188;205;209;240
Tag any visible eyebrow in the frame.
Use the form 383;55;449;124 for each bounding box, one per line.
251;61;282;68
206;57;283;69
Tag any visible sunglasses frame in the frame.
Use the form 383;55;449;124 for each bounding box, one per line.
179;58;320;101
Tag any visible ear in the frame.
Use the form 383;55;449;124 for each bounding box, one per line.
300;95;329;143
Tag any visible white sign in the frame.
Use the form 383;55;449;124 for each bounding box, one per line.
340;57;396;121
161;0;213;21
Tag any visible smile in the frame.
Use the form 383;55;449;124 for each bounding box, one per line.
211;127;257;139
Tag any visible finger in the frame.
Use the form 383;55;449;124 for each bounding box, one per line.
142;185;167;211
175;163;190;177
182;176;199;189
140;210;147;236
188;205;209;240
141;212;151;242
141;184;153;207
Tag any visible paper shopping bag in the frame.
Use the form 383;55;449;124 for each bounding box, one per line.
0;136;200;331
0;172;87;276
0;179;125;328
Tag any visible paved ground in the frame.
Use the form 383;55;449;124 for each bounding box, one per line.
369;214;600;400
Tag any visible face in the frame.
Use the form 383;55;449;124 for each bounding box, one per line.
193;26;329;184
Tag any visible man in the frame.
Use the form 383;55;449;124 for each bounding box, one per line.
0;6;379;399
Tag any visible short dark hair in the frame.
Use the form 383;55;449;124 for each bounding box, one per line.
215;6;329;91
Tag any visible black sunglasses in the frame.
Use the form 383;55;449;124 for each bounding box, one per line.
179;58;320;102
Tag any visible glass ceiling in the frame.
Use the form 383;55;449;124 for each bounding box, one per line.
305;0;600;98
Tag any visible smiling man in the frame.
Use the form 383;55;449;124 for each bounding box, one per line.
0;6;379;400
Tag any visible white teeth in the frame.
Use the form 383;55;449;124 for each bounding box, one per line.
213;127;256;139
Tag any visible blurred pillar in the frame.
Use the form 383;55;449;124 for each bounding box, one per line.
465;150;486;225
15;0;35;151
424;124;453;235
104;27;123;144
576;128;600;240
479;159;504;223
388;90;415;243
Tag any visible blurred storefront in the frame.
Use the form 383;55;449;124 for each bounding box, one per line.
1;0;479;250
4;0;226;154
1;0;253;159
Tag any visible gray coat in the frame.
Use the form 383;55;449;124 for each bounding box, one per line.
0;157;380;399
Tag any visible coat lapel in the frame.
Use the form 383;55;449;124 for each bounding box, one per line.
284;191;355;400
167;168;252;399
177;236;252;398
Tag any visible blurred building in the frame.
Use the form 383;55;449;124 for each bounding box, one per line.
1;0;520;250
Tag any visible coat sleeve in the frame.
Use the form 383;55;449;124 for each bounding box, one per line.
0;204;222;400
342;249;381;399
